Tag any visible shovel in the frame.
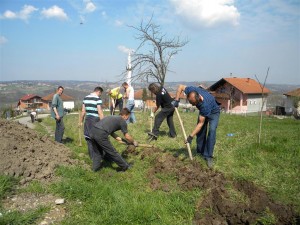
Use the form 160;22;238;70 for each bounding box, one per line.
175;108;193;160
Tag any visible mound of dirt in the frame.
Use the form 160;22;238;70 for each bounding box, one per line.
137;148;299;225
0;119;80;185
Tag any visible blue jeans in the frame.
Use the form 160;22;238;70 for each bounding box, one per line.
55;117;65;143
126;100;136;123
196;112;220;159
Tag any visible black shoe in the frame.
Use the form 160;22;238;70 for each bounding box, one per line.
147;132;157;140
116;164;132;172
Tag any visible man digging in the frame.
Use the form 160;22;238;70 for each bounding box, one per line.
89;108;138;172
175;85;220;168
147;83;177;142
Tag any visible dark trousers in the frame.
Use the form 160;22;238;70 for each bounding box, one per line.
30;114;35;123
84;116;100;161
90;126;129;171
55;117;65;143
196;112;220;159
110;98;123;115
152;107;176;137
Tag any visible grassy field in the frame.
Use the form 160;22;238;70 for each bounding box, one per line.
1;111;300;224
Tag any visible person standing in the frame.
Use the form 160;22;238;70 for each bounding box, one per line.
30;110;37;123
108;86;123;115
79;86;104;162
51;86;65;143
175;85;220;168
122;82;136;123
147;83;176;140
89;108;137;172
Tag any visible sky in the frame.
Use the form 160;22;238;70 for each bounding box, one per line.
0;0;299;85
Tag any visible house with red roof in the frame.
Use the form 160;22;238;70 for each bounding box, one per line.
209;77;271;114
17;94;43;110
134;88;156;109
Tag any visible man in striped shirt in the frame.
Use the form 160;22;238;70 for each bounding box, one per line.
80;87;104;170
175;85;220;168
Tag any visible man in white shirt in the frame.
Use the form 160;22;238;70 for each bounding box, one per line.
122;82;136;124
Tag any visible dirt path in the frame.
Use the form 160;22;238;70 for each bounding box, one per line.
14;114;50;129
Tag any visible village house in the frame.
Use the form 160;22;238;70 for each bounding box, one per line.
17;92;75;112
283;88;300;115
42;92;75;110
17;94;44;111
134;89;156;110
209;77;271;114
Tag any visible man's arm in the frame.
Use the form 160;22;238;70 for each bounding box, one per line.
175;85;187;101
111;97;116;108
190;115;205;137
123;87;129;99
153;106;159;114
153;95;160;113
124;133;135;144
111;132;123;143
53;107;60;120
52;95;60;120
97;105;104;120
79;104;86;126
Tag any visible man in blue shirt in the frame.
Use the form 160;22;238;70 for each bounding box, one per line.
51;86;65;143
175;85;220;168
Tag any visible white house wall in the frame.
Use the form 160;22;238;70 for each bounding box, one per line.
284;97;294;114
63;101;74;110
247;94;267;113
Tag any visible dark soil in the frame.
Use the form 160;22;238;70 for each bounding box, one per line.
0;119;80;185
135;146;299;225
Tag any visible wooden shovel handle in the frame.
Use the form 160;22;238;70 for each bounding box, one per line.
175;108;193;160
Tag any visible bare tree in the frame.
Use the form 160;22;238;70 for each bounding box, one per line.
255;67;270;145
127;17;188;86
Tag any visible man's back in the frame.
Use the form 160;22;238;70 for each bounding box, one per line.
156;87;173;108
94;115;128;135
83;93;102;117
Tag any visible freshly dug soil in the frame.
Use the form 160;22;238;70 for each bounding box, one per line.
0;119;79;185
137;147;299;225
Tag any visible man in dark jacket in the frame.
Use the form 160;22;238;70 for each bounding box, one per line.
175;85;220;168
89;108;137;172
148;83;176;140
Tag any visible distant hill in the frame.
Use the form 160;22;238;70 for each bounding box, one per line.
0;80;298;108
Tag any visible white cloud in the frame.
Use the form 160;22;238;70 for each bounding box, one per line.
115;20;123;26
84;1;96;13
0;5;38;21
169;0;240;27
2;10;17;19
0;36;8;45
118;45;134;54
41;5;68;20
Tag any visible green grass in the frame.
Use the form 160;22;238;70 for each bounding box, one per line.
0;207;49;225
1;111;299;224
0;175;48;225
